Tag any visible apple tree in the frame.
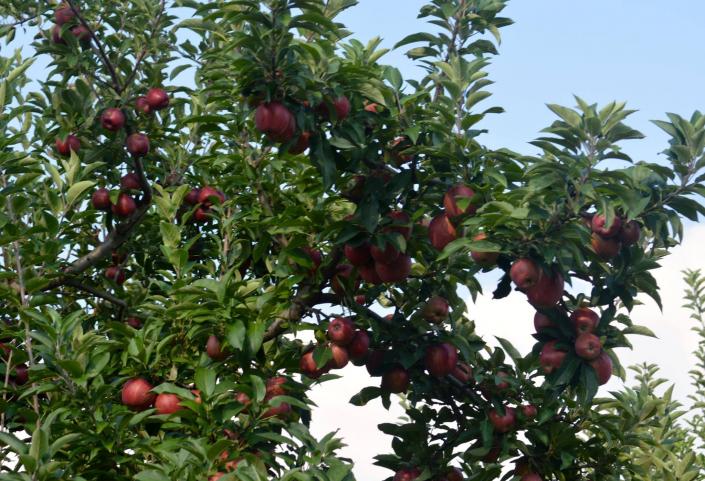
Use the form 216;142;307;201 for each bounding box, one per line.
1;1;705;480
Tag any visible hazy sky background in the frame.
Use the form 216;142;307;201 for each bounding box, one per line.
307;1;705;479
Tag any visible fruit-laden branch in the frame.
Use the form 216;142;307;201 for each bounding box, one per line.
66;0;123;94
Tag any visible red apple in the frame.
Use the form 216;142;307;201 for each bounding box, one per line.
425;342;458;377
358;263;383;285
333;96;351;120
364;102;379;113
526;270;564;308
539;340;566;374
381;365;410;393
510;258;541;290
470;233;499;267
590;351;613;385
422;296;449;324
146;88;169;110
366;350;386;376
446;467;463;481
591;233;621;259
13;364;28;385
121;377;156;411
198;186;225;207
155;393;181;415
450;362;473;384
104;266;126;285
184;188;200;205
348;330;370;361
575;332;602;360
120;172;141;191
255;102;295;142
521;474;543;481
288;131;311;154
444;184;477;218
126;133;150;157
70;25;91;43
55;135;80;156
355;294;366;305
265;376;287;399
300;351;329;379
55;5;76;25
488;406;516;433
126;317;142;329
328;344;349;369
262;402;291;419
591;213;622;238
521;404;537;419
51;25;66;44
344;242;371;266
206;335;225;360
135;96;151;114
370;242;400;264
112;193;137;218
533;312;555;332
100;108;126;132
91;188;111;211
495;371;510;390
210;473;225;481
235;392;251;406
375;254;411;283
327;317;355;346
344;175;366;203
619;220;641;246
194;207;211;223
303;246;322;274
570;307;599;334
429;214;457;251
393;468;421;481
331;264;359;296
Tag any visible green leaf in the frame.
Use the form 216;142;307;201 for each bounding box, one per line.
65;180;95;207
195;367;216;397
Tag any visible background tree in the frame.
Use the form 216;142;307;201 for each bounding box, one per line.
1;1;704;480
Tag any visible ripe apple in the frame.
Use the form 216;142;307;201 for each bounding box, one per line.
194;207;211;223
539;340;566;374
55;5;76;25
344;242;371;266
262;402;291;419
206;335;226;360
428;214;457;251
591;233;621;260
533;312;555;332
70;25;91;43
100;108;126;132
198;186;225;207
393;468;421;481
488;406;516;433
112;193;137;218
619;220;641;246
331;264;359;296
375;254;411;283
120;172;141;191
126;317;142;329
344;175;366;203
521;404;537;419
104;266;126;285
288;131;311;154
265;376;287;399
55;135;80;156
328;344;349;369
126;133;150;157
255;102;295;142
526;270;564;308
354;294;366;305
450;362;473;384
300;351;329;379
422;296;449;324
91;188;111;211
121;377;156;411
445;467;463;481
570;307;599;334
575;332;602;360
303;246;322;274
135;96;151;114
327;317;355;346
364;102;380;113
591;213;622;237
146;87;170;110
184;188;200;205
444;184;477;218
155;393;182;415
425;342;457;377
333;96;351;120
381;364;410;393
51;25;66;44
235;392;251;406
495;371;510;390
209;473;225;481
13;364;28;385
348;330;370;361
510;258;541;290
358;263;383;284
384;211;412;239
590;351;613;385
366;350;386;376
370;242;400;263
470;232;499;267
521;474;543;481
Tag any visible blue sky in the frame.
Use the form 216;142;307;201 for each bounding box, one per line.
340;0;705;162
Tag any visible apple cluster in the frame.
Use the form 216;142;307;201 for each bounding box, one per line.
51;3;90;45
589;213;641;261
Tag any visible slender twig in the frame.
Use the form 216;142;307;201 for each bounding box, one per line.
0;13;39;28
61;277;128;311
66;0;123;94
122;0;166;89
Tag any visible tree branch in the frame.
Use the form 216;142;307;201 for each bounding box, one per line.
122;0;166;89
61;277;128;314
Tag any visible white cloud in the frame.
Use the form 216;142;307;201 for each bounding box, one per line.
308;223;705;478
